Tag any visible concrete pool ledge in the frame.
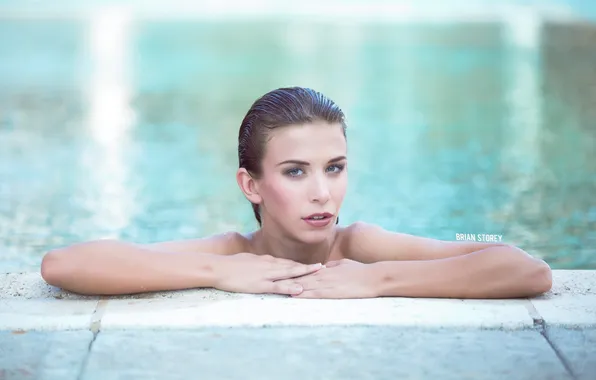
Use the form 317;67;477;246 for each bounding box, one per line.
1;270;595;332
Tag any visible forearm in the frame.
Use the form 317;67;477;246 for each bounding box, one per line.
373;245;552;299
41;240;221;295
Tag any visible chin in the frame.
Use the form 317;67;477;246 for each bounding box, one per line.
295;225;335;244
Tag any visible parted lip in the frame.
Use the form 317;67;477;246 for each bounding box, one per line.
303;212;333;219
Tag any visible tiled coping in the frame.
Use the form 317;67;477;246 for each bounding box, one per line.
1;270;594;332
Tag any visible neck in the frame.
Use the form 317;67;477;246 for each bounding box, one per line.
250;224;336;265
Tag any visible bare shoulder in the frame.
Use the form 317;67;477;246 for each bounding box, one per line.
143;231;249;255
336;222;386;261
339;221;508;263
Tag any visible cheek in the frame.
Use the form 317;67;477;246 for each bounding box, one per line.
263;177;302;210
332;174;348;201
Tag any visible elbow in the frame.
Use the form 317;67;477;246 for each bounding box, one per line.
40;248;70;287
508;245;552;296
530;259;553;296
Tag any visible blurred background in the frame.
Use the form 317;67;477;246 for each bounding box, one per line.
0;0;595;272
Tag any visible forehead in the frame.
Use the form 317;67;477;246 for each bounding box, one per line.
263;122;346;162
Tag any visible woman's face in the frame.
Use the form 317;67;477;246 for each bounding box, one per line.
257;121;348;242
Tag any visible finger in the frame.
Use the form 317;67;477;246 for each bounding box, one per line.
291;289;326;298
267;263;323;281
324;260;342;268
275;277;313;291
267;281;304;295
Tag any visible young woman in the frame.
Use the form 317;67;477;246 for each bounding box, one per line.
40;87;552;299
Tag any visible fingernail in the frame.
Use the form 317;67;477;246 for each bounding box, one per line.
292;285;303;293
312;263;322;269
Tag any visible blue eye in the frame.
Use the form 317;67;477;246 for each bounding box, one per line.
285;164;345;177
327;164;345;173
285;168;303;177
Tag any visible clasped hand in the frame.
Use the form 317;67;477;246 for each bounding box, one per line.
276;258;381;299
212;252;380;299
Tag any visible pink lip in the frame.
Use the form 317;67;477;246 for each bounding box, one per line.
302;213;334;228
303;212;333;219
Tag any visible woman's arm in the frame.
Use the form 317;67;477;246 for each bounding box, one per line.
40;236;239;295
338;222;552;298
371;245;552;298
40;233;322;296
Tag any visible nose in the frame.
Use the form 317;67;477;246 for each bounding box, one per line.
309;173;330;204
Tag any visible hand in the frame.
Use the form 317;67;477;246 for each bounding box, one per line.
276;258;381;299
211;252;324;295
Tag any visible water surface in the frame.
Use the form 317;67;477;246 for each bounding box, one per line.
1;20;595;271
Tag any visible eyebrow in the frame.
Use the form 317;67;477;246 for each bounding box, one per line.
276;156;347;166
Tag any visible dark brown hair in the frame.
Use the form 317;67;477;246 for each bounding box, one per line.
238;87;347;226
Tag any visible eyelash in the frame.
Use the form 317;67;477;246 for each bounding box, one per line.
285;164;345;177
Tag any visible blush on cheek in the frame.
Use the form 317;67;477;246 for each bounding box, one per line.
331;178;348;204
264;178;303;217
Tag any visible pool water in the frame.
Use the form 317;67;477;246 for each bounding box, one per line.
1;18;595;271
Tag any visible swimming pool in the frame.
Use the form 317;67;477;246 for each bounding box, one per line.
1;6;595;271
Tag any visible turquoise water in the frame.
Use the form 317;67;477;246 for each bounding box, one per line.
1;19;595;271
